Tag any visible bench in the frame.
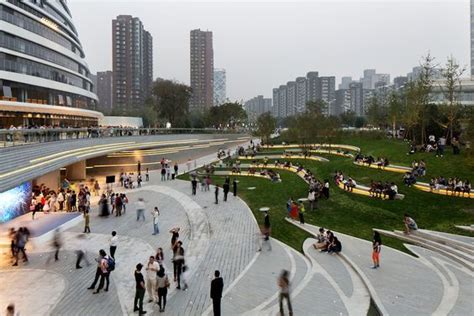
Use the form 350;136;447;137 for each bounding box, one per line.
336;180;405;200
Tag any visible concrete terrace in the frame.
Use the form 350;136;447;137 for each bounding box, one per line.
0;133;248;192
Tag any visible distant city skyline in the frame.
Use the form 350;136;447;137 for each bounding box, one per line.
69;0;470;101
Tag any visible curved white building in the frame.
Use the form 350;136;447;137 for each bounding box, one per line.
0;0;102;128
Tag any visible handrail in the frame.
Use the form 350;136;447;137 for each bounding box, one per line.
0;127;246;147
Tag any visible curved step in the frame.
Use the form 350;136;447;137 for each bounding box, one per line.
415;229;474;255
405;244;473;316
299;238;370;316
287;220;446;315
375;229;473;271
214;237;293;315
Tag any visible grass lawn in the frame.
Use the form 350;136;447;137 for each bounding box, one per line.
180;135;474;253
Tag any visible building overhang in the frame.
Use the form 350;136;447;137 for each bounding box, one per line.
0;100;104;119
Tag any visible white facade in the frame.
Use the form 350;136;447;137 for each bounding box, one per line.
213;68;226;106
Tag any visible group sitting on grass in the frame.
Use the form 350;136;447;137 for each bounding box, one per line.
403;172;417;187
313;227;342;254
368;181;399;200
334;171;356;192
354;153;390;169
411;160;427;176
429;177;471;196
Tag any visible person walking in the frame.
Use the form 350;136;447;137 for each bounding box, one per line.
156;268;170;312
223;182;230;202
232;178;238;196
307;190;315;211
136;198;146;221
174;241;185;289
152;207;160;235
75;234;90;269
215;185;220;204
84;210;91;233
210;270;224;316
12;228;28;266
298;201;305;225
174;162;179;178
371;231;382;269
191;177;198;195
109;231;118;260
145;168;150;182
260;211;272;251
134;263;147;315
48;229;62;262
278;269;293;316
115;194;123;217
145;256;159;303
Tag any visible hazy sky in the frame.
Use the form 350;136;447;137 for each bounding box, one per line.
69;0;470;101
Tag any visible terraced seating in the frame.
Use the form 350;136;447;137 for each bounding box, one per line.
353;160;412;173
262;143;360;152
286;219;468;315
414;182;474;199
374;229;474;271
237;154;329;162
455;225;474;233
212;170;278;182
335;180;405;200
310;149;354;157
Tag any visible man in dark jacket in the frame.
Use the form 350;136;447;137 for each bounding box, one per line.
210;270;224;316
223;182;230;202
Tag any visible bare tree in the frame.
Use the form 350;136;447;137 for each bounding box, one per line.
439;56;466;143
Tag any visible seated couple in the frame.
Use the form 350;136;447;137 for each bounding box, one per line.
313;228;342;254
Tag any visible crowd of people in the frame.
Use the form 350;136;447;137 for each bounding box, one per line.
354;153;390;168
368;181;399;200
429;177;471;196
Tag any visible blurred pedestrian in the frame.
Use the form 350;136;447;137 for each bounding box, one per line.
278;269;292;316
84;210;91;233
136;197;146;221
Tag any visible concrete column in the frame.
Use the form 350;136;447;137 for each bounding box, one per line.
33;169;61;190
66;160;86;181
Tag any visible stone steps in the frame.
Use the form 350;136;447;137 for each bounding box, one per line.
375;229;473;271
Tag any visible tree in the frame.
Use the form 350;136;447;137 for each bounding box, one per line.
439;56;466;143
387;91;403;138
354;116;367;128
207;102;247;128
339;111;356;127
151;79;192;127
417;54;436;144
306;100;327;117
256;112;276;144
365;96;386;127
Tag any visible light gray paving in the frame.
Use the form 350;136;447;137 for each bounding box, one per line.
163;180;260;316
405;245;474;316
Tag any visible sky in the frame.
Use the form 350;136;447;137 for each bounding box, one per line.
68;0;471;101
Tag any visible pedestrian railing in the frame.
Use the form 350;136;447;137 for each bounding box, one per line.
0;127;245;147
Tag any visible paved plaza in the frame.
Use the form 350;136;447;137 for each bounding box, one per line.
0;149;473;315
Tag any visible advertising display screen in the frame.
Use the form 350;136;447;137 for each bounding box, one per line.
0;182;33;223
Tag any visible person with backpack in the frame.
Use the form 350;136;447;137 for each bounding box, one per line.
88;249;113;294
